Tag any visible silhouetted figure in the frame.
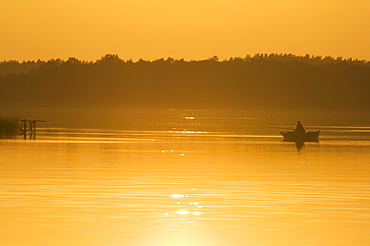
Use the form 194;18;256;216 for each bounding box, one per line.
295;121;306;134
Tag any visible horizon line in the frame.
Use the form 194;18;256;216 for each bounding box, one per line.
1;53;369;63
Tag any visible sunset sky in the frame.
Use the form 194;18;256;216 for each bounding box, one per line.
1;0;369;61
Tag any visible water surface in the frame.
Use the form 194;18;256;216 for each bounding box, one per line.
1;108;370;246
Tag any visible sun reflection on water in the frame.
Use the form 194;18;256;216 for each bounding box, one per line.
147;188;207;246
168;191;203;216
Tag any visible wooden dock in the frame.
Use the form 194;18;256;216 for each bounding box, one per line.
20;119;46;139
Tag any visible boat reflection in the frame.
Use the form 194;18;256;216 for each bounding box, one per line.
295;141;305;151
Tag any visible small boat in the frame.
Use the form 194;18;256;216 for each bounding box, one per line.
280;130;320;142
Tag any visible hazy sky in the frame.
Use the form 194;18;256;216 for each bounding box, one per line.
1;0;369;61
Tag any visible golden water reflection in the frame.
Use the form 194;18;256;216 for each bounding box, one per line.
1;109;370;246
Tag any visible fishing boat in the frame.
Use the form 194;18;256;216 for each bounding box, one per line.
280;130;320;142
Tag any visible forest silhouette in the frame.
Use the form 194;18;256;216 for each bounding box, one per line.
1;54;369;111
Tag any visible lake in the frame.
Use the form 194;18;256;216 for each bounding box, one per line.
1;108;370;246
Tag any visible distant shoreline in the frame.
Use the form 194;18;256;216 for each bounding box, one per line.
1;54;369;112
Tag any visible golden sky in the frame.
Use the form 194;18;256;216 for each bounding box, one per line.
1;0;369;61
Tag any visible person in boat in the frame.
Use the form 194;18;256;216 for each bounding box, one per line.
295;121;306;134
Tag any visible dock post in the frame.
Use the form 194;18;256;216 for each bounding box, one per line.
21;119;28;139
29;121;33;139
31;120;37;140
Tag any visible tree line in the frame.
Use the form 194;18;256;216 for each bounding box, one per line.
1;54;369;111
